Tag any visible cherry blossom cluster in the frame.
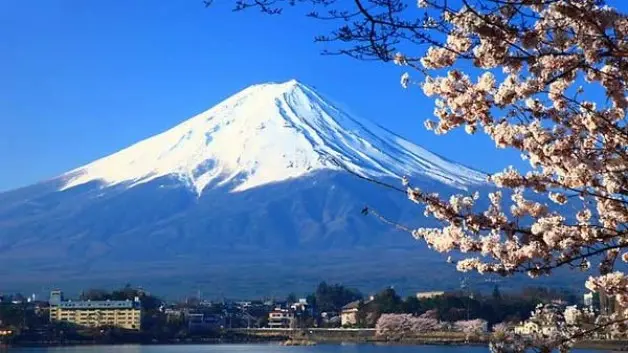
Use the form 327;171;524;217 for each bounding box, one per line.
375;313;445;339
453;318;488;338
394;0;627;350
490;304;596;353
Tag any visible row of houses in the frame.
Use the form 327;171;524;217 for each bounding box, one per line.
43;289;449;331
162;297;360;330
267;298;363;328
267;291;447;329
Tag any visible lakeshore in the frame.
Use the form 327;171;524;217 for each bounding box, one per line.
5;328;628;351
238;328;628;351
0;344;620;353
0;285;621;351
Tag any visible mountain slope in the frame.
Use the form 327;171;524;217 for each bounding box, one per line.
0;80;488;297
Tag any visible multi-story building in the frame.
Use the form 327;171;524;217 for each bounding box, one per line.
268;308;295;328
584;292;594;308
416;291;446;300
48;290;141;330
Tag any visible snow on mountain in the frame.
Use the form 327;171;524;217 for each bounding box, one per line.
0;79;497;297
60;79;485;195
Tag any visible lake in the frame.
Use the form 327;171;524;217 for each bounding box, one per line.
3;345;613;353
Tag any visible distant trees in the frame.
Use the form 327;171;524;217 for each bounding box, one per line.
286;293;298;304
351;286;576;328
371;288;403;314
80;289;110;301
0;304;26;328
0;301;48;333
311;281;362;313
492;286;501;301
79;285;161;311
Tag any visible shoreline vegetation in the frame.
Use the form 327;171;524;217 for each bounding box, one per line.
4;329;628;351
0;284;615;351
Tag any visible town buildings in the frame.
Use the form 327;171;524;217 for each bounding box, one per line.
187;313;224;332
48;290;141;330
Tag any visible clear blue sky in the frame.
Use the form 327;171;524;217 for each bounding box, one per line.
0;0;551;191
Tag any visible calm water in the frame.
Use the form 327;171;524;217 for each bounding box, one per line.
2;345;613;353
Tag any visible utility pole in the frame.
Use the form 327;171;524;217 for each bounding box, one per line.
460;276;471;320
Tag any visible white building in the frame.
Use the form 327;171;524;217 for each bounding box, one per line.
584;292;594;307
514;321;540;335
514;321;556;336
416;291;446;300
268;308;294;328
340;300;361;327
290;298;308;312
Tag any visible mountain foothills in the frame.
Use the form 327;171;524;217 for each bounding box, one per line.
1;80;505;296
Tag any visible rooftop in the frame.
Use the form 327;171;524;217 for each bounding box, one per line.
53;299;140;310
342;300;361;310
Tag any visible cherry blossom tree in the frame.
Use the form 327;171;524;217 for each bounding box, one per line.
375;313;444;340
492;322;511;334
454;318;488;341
375;313;407;339
491;304;597;353
419;309;439;320
221;0;628;350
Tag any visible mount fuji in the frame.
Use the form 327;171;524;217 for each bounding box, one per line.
0;80;489;297
61;79;484;194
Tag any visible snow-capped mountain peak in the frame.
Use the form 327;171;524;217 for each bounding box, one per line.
60;80;485;195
